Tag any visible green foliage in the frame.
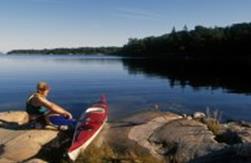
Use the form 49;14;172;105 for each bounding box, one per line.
121;22;251;57
7;47;121;55
8;22;251;58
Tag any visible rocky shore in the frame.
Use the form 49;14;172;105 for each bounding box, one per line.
1;110;251;163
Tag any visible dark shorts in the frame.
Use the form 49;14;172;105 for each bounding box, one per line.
46;114;77;127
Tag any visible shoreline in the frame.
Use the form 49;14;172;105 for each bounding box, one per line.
1;110;251;162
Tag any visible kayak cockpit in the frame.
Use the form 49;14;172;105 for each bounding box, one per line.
85;107;105;113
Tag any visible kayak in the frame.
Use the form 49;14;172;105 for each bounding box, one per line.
67;96;109;161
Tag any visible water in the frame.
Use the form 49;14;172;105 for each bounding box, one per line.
0;55;251;121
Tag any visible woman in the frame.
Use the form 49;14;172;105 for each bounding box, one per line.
26;81;76;128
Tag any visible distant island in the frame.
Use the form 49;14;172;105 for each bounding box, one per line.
7;22;251;59
7;47;121;55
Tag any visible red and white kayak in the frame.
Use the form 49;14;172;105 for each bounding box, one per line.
68;96;109;161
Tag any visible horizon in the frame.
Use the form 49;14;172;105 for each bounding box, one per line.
1;0;251;52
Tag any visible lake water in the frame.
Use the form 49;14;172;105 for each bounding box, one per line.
0;55;251;121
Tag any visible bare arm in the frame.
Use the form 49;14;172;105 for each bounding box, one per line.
38;97;72;119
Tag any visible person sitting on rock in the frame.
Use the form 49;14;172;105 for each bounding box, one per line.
26;81;76;129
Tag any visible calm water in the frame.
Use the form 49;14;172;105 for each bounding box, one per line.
0;55;251;121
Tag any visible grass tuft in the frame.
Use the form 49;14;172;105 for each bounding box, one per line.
203;108;222;135
72;143;162;163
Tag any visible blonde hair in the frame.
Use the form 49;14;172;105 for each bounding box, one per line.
37;81;50;92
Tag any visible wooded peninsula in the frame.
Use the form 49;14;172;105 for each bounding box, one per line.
7;22;251;59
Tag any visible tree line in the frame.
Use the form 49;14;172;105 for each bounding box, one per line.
7;47;120;55
120;22;251;58
7;22;251;58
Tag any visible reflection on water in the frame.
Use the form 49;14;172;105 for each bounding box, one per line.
0;55;251;121
122;58;251;94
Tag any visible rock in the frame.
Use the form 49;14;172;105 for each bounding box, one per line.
149;119;225;163
84;112;251;163
0;111;28;125
123;111;175;124
193;112;206;119
1;129;58;162
187;115;193;120
191;143;251;163
0;128;24;145
220;122;251;143
1;110;250;163
25;158;48;163
0;111;59;162
240;121;251;128
0;157;15;163
128;112;182;159
182;114;187;118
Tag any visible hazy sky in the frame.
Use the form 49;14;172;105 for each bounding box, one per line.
0;0;251;52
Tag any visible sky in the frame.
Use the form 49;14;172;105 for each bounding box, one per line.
0;0;251;52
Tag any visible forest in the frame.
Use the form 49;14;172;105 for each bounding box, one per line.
120;22;251;58
7;22;251;59
7;47;120;55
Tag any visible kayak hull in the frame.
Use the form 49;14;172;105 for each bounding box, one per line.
68;96;108;161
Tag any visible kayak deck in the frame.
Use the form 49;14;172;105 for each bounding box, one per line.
67;96;108;161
